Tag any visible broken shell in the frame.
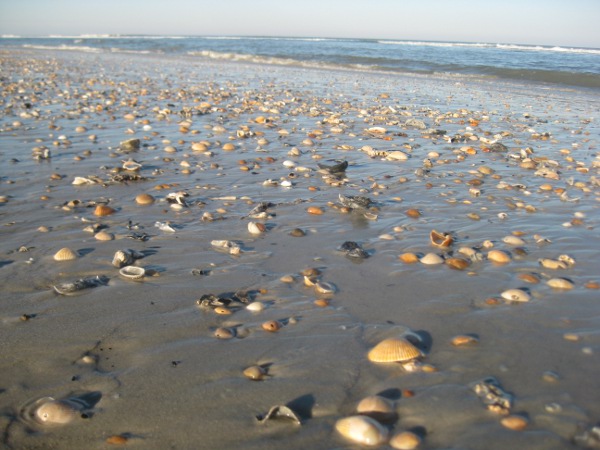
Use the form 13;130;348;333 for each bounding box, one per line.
501;288;531;302
430;230;453;248
446;257;470;270
135;193;155;205
335;415;388;447
399;252;419;264
247;221;266;235
487;249;511;264
368;337;422;363
243;365;268;381
356;396;397;422
119;266;145;280
538;258;568;270
261;320;281;332
315;281;336;294
420;253;444;265
94;230;114;241
93;204;116;217
390;431;422;450
557;254;576;266
501;415;529;431
547;278;574;290
53;247;78;261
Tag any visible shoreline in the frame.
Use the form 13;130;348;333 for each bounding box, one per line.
1;48;599;449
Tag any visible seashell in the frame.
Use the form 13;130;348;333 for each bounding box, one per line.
335;415;388;447
390;431;422;450
501;415;529;431
111;249;141;268
135;193;155;205
214;327;235;339
222;143;235;151
502;235;525;246
547;278;574;290
314;298;330;307
585;281;600;289
29;398;84;425
94;230;114;241
261;320;281;332
538;258;568;270
405;208;421;218
243;365;268;381
246;302;265;312
518;273;540;284
487;249;511;264
289;228;305;237
122;159;142;171
247;221;266;235
399;252;419;264
93;204;116;217
420;253;444;265
451;334;479;346
501;288;531;302
119;266;145;280
315;281;336;294
306;206;324;215
214;306;232;315
356;396;397;422
53;247;78;261
304;275;317;287
557;254;576;267
368;337;422;363
72;176;96;185
446;257;470;270
430;230;453;248
385;151;409;161
301;268;321;277
106;435;128;445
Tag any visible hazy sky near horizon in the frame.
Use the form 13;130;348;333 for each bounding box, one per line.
0;0;599;48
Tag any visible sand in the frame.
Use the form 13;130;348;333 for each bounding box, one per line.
1;49;599;449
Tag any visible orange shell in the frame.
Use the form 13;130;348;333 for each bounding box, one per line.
367;338;421;363
261;320;281;332
135;193;155;205
445;257;470;270
405;208;421;218
488;249;511;264
94;204;115;216
306;206;324;215
399;252;419;264
430;230;453;248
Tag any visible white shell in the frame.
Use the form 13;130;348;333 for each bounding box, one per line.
246;302;265;312
502;235;525;246
547;278;574;290
119;266;145;280
282;160;296;168
33;398;82;425
335;415;388;446
315;281;336;294
420;253;444;265
501;288;531;302
538;258;568;270
247;221;265;235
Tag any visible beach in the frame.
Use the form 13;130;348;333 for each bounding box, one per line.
1;48;599;449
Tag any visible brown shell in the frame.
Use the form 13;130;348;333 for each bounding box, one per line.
306;206;324;215
94;204;116;216
405;208;421;218
399;252;419;264
135;193;155;205
430;230;453;248
53;247;78;261
488;249;511;264
368;338;422;363
446;257;470;270
261;320;281;332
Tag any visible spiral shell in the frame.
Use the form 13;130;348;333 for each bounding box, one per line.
368;337;422;363
335;415;388;446
53;247;78;261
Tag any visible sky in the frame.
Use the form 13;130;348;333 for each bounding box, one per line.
0;0;599;48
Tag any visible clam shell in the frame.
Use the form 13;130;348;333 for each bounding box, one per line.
306;206;324;215
539;258;568;270
25;397;84;425
501;415;529;431
243;365;268;381
93;204;116;217
261;320;281;332
390;431;422;450
446;257;470;270
399;252;419;264
315;281;336;294
119;266;145;280
135;193;155;205
356;396;396;422
53;247;78;261
247;221;266;235
430;230;453;248
502;235;525;246
501;288;531;302
246;302;265;312
547;278;574;290
420;253;444;265
368;337;422;363
94;230;114;241
487;249;511;264
405;208;421;218
112;250;133;268
335;415;388;446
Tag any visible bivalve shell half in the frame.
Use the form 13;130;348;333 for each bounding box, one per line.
420;253;444;265
446;257;470;270
390;431;422;450
261;320;281;332
315;281;336;294
135;193;155;205
539;258;568;270
547;278;574;290
356;396;396;422
430;230;453;248
500;415;529;431
243;365;268;381
488;249;511;264
306;206;324;215
53;247;78;261
248;221;266;235
94;230;114;241
502;235;525;246
501;288;531;302
335;415;388;447
368;337;422;363
93;204;116;217
119;266;145;280
399;252;419;264
34;399;83;425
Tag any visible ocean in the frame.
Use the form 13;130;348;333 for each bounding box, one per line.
1;34;599;89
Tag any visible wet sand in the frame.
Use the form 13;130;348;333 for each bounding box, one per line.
1;49;599;449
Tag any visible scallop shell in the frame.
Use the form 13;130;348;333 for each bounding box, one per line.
488;249;511;264
547;278;574;290
502;235;525;246
430;230;453;248
247;221;266;235
390;431;422;450
135;193;155;205
94;230;114;241
501;288;531;302
368;337;422;363
335;415;389;447
53;247;78;261
93;204;116;217
420;253;444;265
119;266;145;280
